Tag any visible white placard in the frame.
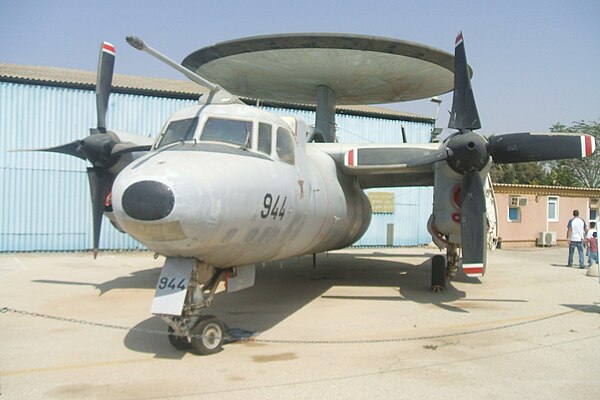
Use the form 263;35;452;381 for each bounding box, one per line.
151;258;195;316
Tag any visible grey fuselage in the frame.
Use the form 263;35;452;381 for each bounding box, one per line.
111;103;371;267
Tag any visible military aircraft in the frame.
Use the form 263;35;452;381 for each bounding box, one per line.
23;32;595;355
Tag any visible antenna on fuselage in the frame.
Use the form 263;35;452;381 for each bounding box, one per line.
314;86;337;143
126;36;233;99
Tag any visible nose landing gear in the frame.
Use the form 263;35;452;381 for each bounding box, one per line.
154;258;257;355
158;263;228;355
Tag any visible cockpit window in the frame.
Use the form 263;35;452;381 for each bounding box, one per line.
157;117;198;148
276;127;295;165
200;118;252;147
258;123;272;154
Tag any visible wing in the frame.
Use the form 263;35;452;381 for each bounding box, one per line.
312;143;439;188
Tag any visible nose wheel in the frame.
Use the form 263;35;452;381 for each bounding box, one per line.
190;315;225;355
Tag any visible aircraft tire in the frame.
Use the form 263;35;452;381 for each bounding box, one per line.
190;315;225;355
167;325;192;351
431;255;447;292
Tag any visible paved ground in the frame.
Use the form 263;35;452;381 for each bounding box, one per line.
1;247;599;399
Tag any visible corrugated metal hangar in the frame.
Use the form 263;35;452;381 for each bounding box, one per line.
0;63;435;252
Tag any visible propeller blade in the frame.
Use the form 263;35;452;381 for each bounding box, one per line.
448;32;481;131
87;167;112;258
9;140;85;160
489;132;596;163
96;42;116;132
111;142;152;157
406;146;453;167
460;171;487;276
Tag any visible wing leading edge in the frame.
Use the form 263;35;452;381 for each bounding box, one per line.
313;143;438;188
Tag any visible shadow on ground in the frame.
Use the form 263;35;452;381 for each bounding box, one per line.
120;251;493;356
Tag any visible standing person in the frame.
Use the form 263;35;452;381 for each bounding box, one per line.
586;221;597;266
588;231;598;266
567;209;587;268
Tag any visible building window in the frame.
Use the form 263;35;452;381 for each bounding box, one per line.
548;196;559;222
590;208;598;222
508;207;521;222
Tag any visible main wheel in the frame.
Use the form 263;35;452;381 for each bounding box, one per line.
431;255;447;292
167;325;191;351
190;315;225;355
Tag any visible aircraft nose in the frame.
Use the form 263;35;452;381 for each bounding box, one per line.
121;180;175;221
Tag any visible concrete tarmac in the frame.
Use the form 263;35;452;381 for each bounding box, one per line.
1;247;599;399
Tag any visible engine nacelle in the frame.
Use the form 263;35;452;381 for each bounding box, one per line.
429;161;498;250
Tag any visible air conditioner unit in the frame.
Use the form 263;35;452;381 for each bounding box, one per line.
510;196;528;207
538;231;557;246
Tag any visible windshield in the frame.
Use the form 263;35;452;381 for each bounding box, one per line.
200;118;252;147
157;117;198;148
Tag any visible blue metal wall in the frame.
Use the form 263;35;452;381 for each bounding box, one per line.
0;81;433;252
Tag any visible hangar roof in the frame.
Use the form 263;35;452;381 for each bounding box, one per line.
0;63;433;123
493;183;600;198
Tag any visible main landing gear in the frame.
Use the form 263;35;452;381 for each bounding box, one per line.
431;243;460;293
161;266;228;355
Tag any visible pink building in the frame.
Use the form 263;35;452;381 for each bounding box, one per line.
493;184;600;248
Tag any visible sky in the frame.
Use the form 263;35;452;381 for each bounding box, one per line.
1;0;598;135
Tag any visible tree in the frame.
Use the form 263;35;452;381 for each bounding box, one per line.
548;120;600;188
490;162;548;185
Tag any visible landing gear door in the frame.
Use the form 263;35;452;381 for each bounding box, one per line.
151;257;195;316
226;264;256;293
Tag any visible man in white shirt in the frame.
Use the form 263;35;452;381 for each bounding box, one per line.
567;209;588;268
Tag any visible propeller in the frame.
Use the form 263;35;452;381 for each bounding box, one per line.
20;42;150;257
408;32;596;273
84;42;118;258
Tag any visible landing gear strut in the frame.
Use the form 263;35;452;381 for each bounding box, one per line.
161;265;227;355
446;243;460;279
